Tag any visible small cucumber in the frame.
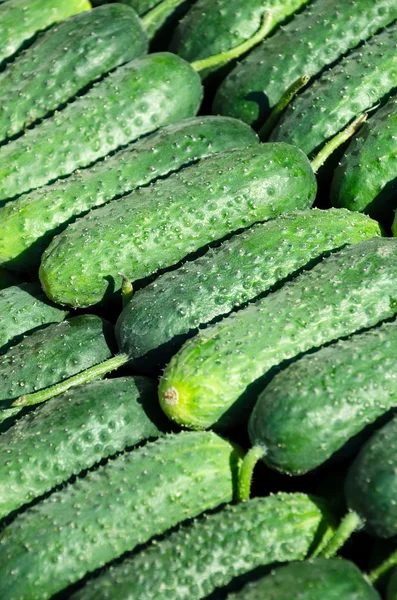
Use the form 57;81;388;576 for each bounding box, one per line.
0;52;202;202
159;238;397;430
0;282;67;355
0;116;258;272
117;209;381;372
71;492;335;600
0;431;242;600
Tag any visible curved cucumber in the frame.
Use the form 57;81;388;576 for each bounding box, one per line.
117;209;381;372
0;116;257;272
0;52;202;202
159;237;397;430
0;431;241;600
71;493;335;600
39;143;316;308
212;0;397;127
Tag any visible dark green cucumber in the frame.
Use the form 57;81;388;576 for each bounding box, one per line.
159;237;397;430
0;4;148;144
0;376;168;519
0;431;241;600
0;52;202;202
270;24;397;159
0;0;91;67
212;0;397;127
117;209;381;372
331;96;397;224
0;282;67;355
71;493;335;600
0;116;258;272
39;143;316;308
0;268;21;291
228;559;380;600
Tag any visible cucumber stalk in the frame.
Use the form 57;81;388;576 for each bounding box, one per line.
141;0;188;36
237;445;266;502
368;548;397;584
119;273;134;308
319;511;362;558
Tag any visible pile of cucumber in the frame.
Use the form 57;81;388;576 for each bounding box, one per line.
0;0;397;597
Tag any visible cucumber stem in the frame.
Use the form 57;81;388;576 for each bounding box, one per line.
310;112;368;173
259;75;310;141
191;12;273;73
368;548;397;584
11;353;129;408
141;0;187;37
119;273;134;308
237;445;266;502
319;511;362;558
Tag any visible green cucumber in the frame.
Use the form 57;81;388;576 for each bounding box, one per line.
0;431;241;600
270;24;397;159
159;237;397;430
0;268;21;290
116;209;381;373
212;0;397;127
387;568;397;600
0;52;202;203
0;116;258;272
331;96;397;224
0;376;168;519
0;282;67;355
0;0;91;67
228;559;380;600
71;492;335;600
0;4;148;144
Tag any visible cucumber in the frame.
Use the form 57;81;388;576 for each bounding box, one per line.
0;52;202;203
212;0;397;127
331;96;397;225
39;143;316;308
0;268;21;290
270;24;397;159
0;0;91;67
0;4;148;144
387;568;397;600
159;237;397;430
0;431;242;600
0;282;67;355
117;209;381;372
71;492;335;600
0;116;258;272
0;376;168;520
227;558;380;600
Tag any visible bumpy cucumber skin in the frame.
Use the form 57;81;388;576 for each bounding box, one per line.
271;25;397;158
0;0;90;67
0;283;67;355
40;143;315;308
331;97;397;224
72;493;335;600
0;5;148;144
249;318;397;476
0;431;241;600
117;209;381;373
346;416;397;538
0;116;258;272
212;0;397;127
0;376;168;520
228;558;380;600
0;53;202;202
159;238;397;430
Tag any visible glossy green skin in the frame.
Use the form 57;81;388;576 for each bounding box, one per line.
0;283;67;355
212;0;397;128
332;97;397;224
0;0;90;67
250;318;397;476
387;568;397;600
271;24;397;159
346;416;397;538
0;5;148;144
0;376;168;519
117;209;381;373
0;431;241;600
0;117;257;272
40;143;315;308
159;238;397;430
0;53;202;203
228;559;380;600
72;493;334;600
0;268;21;290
